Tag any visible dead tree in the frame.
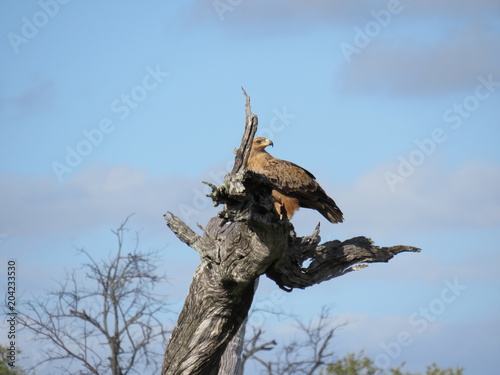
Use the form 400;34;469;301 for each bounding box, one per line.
242;307;340;375
18;216;170;375
161;90;420;375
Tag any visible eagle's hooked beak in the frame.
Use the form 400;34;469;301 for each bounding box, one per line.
267;139;274;147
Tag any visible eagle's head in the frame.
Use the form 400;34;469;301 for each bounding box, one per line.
252;137;274;152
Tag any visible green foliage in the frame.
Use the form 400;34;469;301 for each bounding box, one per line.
327;351;380;375
326;351;463;375
0;345;26;375
420;363;463;375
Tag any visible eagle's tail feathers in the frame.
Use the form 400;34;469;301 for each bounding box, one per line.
318;198;344;224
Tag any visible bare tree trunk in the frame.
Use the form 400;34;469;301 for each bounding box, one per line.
217;312;247;375
217;279;259;375
161;90;420;375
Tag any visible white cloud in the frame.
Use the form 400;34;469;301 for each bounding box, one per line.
334;160;500;235
407;0;500;17
0;163;217;237
0;76;56;117
186;0;500;28
339;23;500;95
185;0;360;28
189;0;500;27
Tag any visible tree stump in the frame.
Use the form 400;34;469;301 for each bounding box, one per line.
161;90;420;375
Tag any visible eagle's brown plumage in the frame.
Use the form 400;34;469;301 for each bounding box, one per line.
247;137;344;223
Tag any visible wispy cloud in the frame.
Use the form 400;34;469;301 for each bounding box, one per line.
0;164;212;237
0;77;56;116
406;0;500;17
332;160;500;235
184;0;500;95
185;0;360;29
338;23;500;95
185;0;500;32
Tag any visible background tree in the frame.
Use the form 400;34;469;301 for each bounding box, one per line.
0;345;26;375
17;216;170;375
242;321;464;375
242;307;339;375
326;351;464;375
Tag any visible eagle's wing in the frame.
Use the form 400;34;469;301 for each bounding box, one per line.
261;158;344;223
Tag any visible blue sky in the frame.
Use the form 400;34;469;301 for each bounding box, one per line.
1;0;499;373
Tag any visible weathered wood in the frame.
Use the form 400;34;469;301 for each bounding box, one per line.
218;319;246;375
162;206;288;375
231;88;258;175
267;227;420;291
161;91;419;375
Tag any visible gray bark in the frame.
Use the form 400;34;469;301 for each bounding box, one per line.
161;90;420;375
218;308;248;375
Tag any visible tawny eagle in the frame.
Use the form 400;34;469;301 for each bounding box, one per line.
247;137;343;223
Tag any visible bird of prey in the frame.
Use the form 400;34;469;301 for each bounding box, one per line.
247;137;343;223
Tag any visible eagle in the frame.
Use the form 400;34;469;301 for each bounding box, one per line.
247;137;344;223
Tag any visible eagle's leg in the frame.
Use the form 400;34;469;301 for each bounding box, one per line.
271;190;300;221
274;201;287;221
271;190;288;220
